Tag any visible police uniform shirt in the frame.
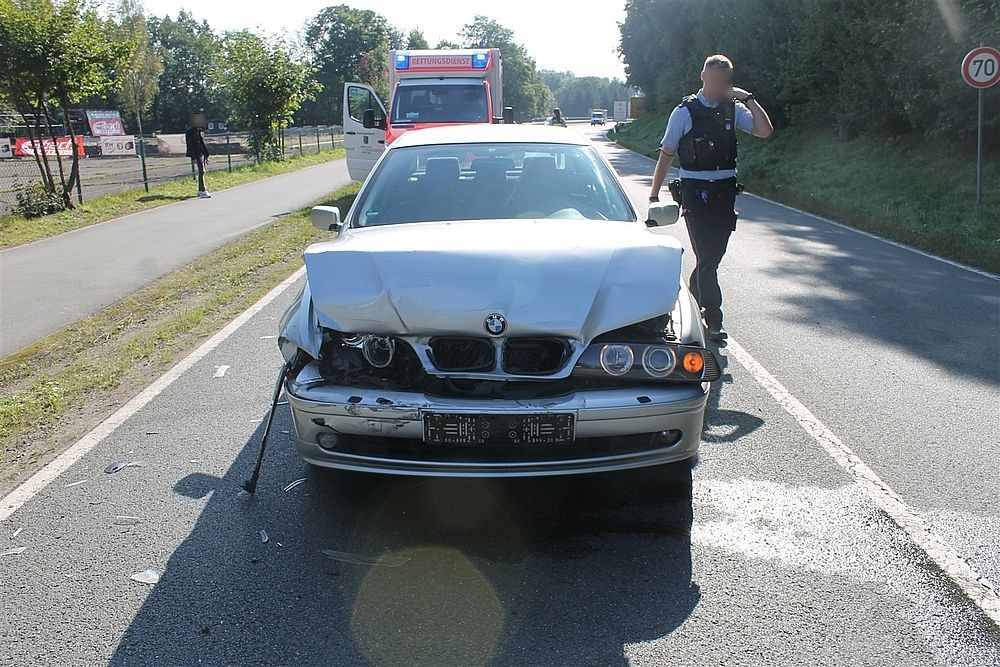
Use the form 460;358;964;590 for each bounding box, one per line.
660;89;755;181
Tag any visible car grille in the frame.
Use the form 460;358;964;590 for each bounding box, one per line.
502;338;571;375
429;337;496;372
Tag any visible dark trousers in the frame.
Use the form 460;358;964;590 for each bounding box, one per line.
192;157;206;191
680;178;738;328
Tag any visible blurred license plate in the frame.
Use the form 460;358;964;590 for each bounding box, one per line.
423;412;575;446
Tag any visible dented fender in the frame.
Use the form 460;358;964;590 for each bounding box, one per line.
277;281;323;362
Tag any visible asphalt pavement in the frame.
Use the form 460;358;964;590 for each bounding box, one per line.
0;122;997;666
0;157;351;358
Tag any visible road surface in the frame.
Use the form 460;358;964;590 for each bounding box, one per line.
0;158;351;358
0;121;997;666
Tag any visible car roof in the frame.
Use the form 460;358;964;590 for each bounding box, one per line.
388;124;591;149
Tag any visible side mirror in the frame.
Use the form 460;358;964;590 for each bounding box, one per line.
362;108;375;129
502;106;514;124
311;205;341;232
645;202;680;227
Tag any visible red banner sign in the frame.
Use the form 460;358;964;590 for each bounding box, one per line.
86;110;125;136
14;136;85;157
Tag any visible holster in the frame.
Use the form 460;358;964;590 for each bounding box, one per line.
667;178;683;205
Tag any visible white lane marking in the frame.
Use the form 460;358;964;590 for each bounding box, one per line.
603;136;999;281
724;336;1000;628
0;267;305;523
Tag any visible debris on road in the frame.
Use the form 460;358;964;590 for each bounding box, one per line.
321;549;410;568
115;516;142;526
9;526;24;540
260;529;269;544
130;569;160;585
104;461;144;474
64;479;87;488
1;547;27;557
260;335;278;340
283;478;306;492
213;365;230;378
145;431;159;435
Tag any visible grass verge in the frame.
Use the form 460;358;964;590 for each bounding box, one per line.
0;147;346;250
610;115;1000;274
0;181;360;495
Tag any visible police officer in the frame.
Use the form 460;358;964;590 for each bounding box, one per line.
649;54;772;341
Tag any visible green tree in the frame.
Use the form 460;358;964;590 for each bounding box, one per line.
406;28;428;49
618;0;1000;141
113;0;163;138
542;71;630;117
215;30;319;161
0;0;129;209
460;15;554;121
146;11;226;132
299;5;395;125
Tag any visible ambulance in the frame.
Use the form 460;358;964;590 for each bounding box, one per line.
343;48;509;181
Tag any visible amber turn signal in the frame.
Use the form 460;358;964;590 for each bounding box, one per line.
682;351;704;374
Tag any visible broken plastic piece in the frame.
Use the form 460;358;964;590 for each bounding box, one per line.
260;529;269;544
1;547;27;557
130;569;160;585
64;479;87;488
104;461;144;474
321;549;410;568
283;478;306;492
115;516;142;526
9;527;24;540
260;335;278;340
214;365;230;378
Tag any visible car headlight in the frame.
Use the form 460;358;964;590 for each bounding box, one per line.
361;335;395;368
641;346;676;378
576;343;719;382
599;344;634;376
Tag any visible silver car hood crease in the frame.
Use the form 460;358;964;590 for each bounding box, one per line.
297;219;683;344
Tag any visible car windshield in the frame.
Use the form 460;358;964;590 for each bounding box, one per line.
391;84;489;124
352;142;636;226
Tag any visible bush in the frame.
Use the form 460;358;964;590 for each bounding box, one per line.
14;183;65;218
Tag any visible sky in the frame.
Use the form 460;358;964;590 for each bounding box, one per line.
139;0;629;80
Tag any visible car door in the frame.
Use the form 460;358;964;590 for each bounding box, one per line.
343;82;387;181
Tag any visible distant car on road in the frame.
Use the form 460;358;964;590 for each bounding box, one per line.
277;124;719;477
591;111;606;125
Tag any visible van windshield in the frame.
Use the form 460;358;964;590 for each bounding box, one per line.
391;84;489;124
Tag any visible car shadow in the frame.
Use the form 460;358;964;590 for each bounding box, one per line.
108;406;700;666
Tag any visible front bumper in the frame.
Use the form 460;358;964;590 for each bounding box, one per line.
285;363;708;477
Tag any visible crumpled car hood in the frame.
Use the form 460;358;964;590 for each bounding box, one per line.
302;219;683;343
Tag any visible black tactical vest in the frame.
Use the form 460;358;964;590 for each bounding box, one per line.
676;95;738;172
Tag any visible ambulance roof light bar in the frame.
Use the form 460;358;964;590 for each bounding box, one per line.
393;50;492;71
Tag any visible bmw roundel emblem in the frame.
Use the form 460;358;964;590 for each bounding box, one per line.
484;313;507;336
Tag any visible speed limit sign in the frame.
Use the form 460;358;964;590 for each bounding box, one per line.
962;46;1000;89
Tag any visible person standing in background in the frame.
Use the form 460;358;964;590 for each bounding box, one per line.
185;112;211;198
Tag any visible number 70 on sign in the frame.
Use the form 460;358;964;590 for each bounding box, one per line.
962;47;1000;88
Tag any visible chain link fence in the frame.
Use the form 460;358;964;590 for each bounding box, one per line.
0;125;343;215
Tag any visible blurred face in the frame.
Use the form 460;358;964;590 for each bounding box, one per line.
190;113;206;129
700;66;733;102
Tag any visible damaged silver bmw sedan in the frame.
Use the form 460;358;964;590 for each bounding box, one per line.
276;124;720;476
